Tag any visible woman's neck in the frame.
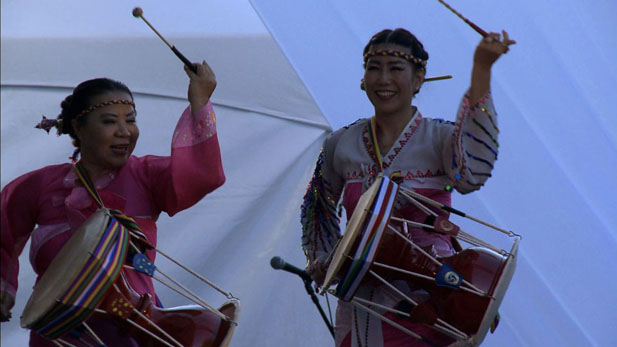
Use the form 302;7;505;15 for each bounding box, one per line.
78;159;114;183
374;106;416;153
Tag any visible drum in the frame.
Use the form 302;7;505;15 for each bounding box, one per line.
21;208;129;339
99;273;239;347
21;208;239;346
322;173;399;301
321;175;519;345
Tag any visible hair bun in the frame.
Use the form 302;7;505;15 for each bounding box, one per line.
60;95;73;111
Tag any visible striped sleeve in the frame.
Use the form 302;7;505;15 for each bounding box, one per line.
448;89;499;194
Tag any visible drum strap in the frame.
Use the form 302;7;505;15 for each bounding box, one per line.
369;116;384;172
73;162;104;207
369;117;403;182
73;162;143;236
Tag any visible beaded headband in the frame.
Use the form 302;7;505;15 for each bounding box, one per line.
363;49;427;68
77;99;135;119
35;99;136;136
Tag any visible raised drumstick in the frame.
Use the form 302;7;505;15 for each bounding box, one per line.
436;0;488;37
132;7;197;73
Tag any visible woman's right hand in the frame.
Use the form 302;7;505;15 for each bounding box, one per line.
1;289;14;322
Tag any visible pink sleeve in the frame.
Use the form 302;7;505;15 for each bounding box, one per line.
1;171;41;302
146;101;225;216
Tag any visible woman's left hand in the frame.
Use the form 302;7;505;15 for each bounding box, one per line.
473;30;516;69
185;60;217;112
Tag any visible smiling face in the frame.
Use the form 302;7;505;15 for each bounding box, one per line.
363;43;425;118
73;91;139;175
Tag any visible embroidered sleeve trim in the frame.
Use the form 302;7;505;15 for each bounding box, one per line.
172;102;217;149
301;150;341;262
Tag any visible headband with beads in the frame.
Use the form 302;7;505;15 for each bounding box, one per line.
35;99;136;135
76;99;135;119
363;49;428;68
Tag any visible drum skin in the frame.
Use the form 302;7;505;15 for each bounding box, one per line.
100;275;236;347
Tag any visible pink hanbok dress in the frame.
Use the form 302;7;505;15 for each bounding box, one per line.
1;102;224;346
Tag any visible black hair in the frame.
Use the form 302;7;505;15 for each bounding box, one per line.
58;78;133;147
363;28;429;71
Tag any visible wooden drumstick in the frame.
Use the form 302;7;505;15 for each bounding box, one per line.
424;74;452;83
132;7;198;73
399;186;514;236
436;0;488;37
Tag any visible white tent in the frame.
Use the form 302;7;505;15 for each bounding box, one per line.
2;0;616;346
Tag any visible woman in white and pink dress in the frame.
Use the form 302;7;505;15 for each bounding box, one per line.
301;28;515;346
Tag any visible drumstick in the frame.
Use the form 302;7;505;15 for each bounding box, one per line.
424;75;452;83
399;186;514;236
123;317;179;347
132;7;198;73
364;271;469;340
436;0;488;37
350;300;426;341
128;236;236;300
93;307;177;347
81;322;106;346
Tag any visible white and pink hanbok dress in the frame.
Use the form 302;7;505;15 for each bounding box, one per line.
1;102;224;346
301;90;499;347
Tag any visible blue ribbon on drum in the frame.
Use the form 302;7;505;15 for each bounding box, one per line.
435;264;463;289
132;253;157;277
128;253;165;308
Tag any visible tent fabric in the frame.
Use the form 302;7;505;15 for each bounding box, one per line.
2;0;617;346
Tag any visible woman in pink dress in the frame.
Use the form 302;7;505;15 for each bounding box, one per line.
1;60;225;346
301;28;515;346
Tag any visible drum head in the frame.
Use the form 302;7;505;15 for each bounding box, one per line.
322;175;384;291
21;208;111;328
